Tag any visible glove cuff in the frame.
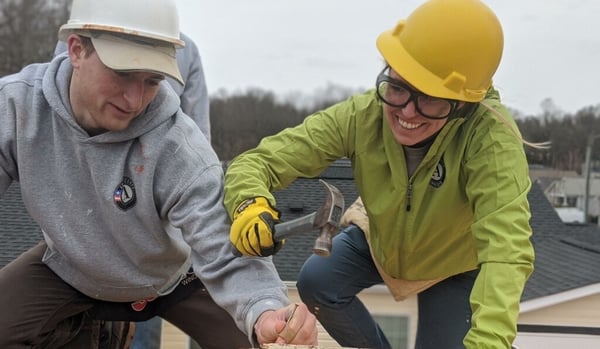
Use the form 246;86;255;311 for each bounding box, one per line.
234;196;281;220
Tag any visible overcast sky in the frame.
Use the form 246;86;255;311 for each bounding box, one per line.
176;0;600;116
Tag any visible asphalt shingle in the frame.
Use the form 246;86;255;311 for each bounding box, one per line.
0;184;42;268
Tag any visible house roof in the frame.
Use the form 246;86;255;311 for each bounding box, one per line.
524;182;600;300
554;207;585;224
2;159;600;302
0;183;42;268
544;176;600;197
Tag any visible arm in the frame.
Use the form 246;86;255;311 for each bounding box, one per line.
223;96;358;217
177;166;317;345
224;94;369;257
160;121;316;344
173;165;288;340
176;32;211;141
463;102;534;348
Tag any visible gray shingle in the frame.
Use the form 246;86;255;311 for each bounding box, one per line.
0;184;42;268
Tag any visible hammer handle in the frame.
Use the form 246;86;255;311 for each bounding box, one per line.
273;212;317;241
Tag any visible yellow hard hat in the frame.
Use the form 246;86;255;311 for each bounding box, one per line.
376;0;503;102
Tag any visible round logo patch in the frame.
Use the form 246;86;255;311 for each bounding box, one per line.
114;177;137;210
429;158;446;189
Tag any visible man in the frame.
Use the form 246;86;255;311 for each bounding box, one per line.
54;29;211;349
0;0;317;348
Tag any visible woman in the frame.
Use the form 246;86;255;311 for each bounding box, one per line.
224;0;536;347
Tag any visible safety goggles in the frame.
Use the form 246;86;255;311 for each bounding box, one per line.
375;66;458;119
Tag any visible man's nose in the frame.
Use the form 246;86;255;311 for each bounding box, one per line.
121;80;145;110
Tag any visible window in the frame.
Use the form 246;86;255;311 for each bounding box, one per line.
373;314;409;349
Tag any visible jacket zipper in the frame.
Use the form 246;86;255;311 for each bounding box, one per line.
406;182;413;212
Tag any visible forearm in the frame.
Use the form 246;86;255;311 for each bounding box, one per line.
464;261;533;348
224;115;348;215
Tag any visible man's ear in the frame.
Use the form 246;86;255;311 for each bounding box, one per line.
67;34;85;67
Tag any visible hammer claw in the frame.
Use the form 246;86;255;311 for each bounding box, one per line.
273;179;345;256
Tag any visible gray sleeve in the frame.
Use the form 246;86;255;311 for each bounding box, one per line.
158;121;288;342
175;33;211;142
172;164;289;342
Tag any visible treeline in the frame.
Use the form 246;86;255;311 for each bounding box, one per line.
0;0;70;76
209;85;361;160
518;106;600;172
209;87;600;174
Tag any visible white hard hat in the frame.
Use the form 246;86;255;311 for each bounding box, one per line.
59;0;184;84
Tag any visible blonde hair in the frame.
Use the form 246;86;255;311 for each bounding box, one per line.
479;100;551;149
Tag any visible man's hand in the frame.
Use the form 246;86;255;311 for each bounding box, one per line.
254;303;318;345
230;197;283;256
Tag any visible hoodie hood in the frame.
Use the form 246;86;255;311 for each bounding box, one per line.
42;54;181;144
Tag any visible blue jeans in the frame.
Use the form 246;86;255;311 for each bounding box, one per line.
130;317;162;349
297;225;478;349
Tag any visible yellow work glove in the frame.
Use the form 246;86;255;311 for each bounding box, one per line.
230;197;283;256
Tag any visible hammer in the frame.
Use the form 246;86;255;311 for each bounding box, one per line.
274;179;345;256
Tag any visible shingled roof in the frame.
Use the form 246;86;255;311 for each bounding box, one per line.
2;160;600;303
523;182;600;300
0;183;42;268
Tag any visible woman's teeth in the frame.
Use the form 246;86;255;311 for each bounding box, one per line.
398;118;420;129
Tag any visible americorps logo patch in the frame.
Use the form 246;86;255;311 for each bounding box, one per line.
430;157;446;189
114;176;137;210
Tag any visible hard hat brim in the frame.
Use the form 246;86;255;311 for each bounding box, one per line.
91;33;184;85
376;30;486;103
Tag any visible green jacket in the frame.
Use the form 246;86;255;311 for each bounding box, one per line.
224;88;534;348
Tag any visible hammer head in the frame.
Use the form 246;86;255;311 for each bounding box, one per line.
312;179;345;256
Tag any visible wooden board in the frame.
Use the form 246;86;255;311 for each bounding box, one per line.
260;345;361;349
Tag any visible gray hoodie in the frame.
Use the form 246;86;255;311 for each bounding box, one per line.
0;55;288;338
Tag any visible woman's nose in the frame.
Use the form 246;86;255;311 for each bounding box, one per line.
401;99;419;118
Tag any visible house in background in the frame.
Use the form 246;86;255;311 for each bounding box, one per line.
2;160;600;348
528;165;578;193
543;174;600;223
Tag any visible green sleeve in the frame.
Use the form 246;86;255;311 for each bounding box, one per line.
463;100;534;348
223;96;360;217
465;262;533;348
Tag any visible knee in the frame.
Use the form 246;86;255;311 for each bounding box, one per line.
297;255;336;307
296;260;319;303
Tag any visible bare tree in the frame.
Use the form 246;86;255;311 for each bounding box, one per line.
209;85;365;160
0;0;70;76
517;105;600;171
